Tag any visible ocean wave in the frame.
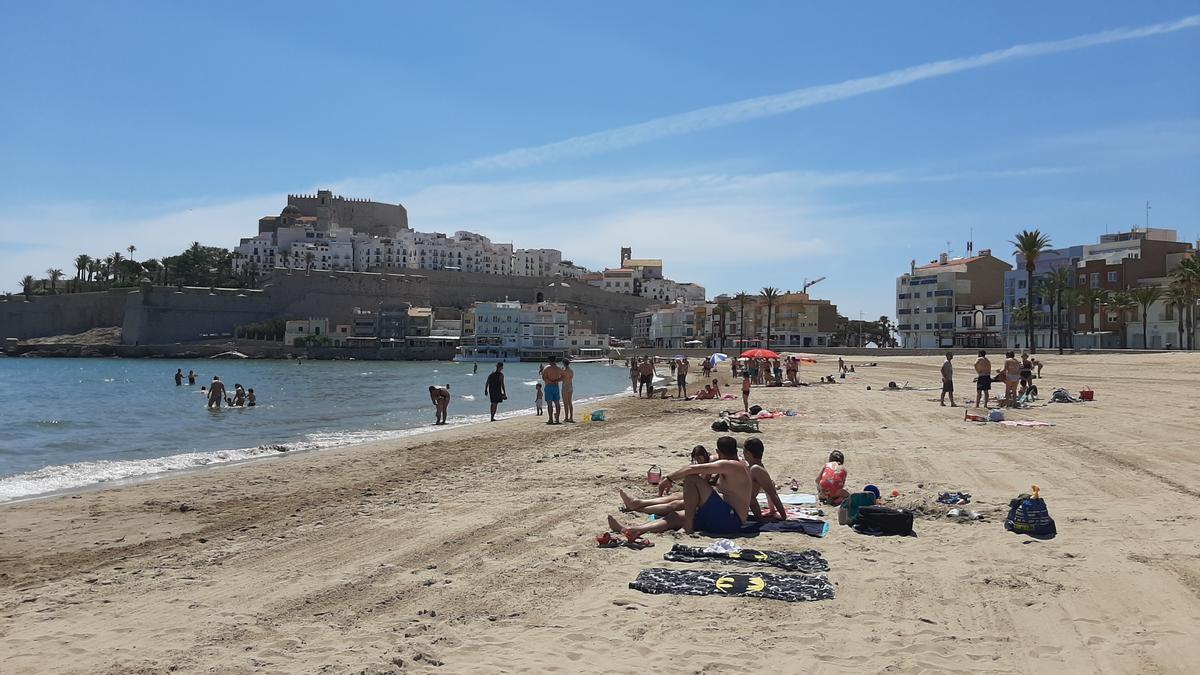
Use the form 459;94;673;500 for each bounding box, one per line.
0;391;627;504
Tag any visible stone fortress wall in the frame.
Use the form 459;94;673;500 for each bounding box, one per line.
3;268;651;344
286;190;409;235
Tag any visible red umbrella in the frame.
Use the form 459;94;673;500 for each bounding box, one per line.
740;348;780;360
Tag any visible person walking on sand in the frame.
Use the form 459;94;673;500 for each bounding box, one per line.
939;352;957;407
628;359;639;393
535;383;544;416
542;356;564;424
207;376;226;409
485;363;506;422
741;370;752;412
676;357;690;398
638;358;656;398
174;368;183;386
428;385;450;425
562;359;576;423
974;350;992;408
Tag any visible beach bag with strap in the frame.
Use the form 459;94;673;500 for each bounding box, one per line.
852;505;913;536
1005;487;1056;536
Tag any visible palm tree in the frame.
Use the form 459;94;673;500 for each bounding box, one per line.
20;274;35;300
1011;302;1035;341
109;252;124;283
734;292;751;349
759;286;780;349
1010;229;1052;353
1171;257;1200;350
127;244;137;262
46;268;64;294
1107;290;1136;349
73;254;91;291
1042;266;1072;354
1165;284;1190;350
1129;286;1163;350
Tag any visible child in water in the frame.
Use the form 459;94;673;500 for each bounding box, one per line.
535;383;544;416
816;450;849;506
246;388;257;407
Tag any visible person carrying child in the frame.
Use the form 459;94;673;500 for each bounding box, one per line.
816;450;849;505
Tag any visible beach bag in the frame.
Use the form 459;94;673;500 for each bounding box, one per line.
988;410;1005;422
838;491;877;525
1004;486;1056;536
711;419;729;432
853;506;913;536
591;409;607;422
749;405;763;415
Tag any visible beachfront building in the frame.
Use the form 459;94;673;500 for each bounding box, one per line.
1002;245;1084;350
284;318;330;347
1124;248;1196;349
953;304;1005;348
896;249;1012;348
631;310;653;347
518;302;569;360
460;301;522;360
707;292;838;348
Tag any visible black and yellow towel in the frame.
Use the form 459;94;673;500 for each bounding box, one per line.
663;544;829;573
629;568;835;602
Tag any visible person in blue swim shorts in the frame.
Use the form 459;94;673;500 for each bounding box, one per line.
606;436;752;537
541;356;564;425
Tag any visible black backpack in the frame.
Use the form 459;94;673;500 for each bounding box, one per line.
711;420;729;432
748;405;763;415
853;505;914;536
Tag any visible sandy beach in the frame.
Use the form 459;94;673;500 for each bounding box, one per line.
2;353;1198;674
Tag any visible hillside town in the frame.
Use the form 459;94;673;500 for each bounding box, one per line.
5;189;1198;360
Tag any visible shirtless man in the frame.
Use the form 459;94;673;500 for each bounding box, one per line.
743;438;787;521
187;370;196;385
428;385;450;425
637;358;655;398
1003;351;1021;407
174;369;183;386
974;350;993;408
542;356;564;424
484;363;506;422
676;357;690;398
607;436;752;536
207;376;226;409
628;360;639;392
561;360;575;423
939;352;957;407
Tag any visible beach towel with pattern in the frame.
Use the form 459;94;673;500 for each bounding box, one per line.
663;544;829;572
629;568;835;602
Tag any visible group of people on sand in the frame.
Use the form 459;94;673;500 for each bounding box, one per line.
939;350;1043;408
606;437;852;538
177;369;256;409
429;356;578;426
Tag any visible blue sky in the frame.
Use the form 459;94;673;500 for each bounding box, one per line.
2;2;1198;318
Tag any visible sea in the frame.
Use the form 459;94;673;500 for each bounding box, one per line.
0;358;634;503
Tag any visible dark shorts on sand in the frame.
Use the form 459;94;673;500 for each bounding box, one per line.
976;377;991;391
942;381;954;393
694;491;743;534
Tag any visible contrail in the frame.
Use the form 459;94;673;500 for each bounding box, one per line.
466;14;1200;172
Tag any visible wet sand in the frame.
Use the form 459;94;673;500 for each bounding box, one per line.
1;353;1198;674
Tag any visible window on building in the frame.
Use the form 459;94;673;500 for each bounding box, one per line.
1018;280;1026;289
986;315;997;326
1078;313;1086;324
1107;271;1118;283
1079;275;1086;287
1090;273;1099;288
960;316;972;328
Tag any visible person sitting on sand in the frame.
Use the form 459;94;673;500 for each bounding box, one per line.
608;436;752;537
1019;352;1034;397
744;438;787;522
428;385;450;425
693;384;716;400
619;445;715;515
816;450;849;506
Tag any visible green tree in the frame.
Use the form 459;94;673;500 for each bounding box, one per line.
1129;285;1163;350
20;274;35;300
1042;266;1072;354
73;254;91;291
735;291;750;348
1107;290;1136;348
713;301;731;349
1010;229;1052;353
46;268;63;294
1170;257;1200;349
127;244;137;262
759;286;780;349
1165;284;1190;350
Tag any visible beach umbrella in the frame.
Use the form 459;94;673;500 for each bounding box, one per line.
740;348;780;360
708;352;729;367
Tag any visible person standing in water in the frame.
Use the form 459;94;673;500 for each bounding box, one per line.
207;376;226;409
485;363;507;422
473;362;478;375
428;385;450;425
187;370;196;385
174;369;183;386
561;359;576;423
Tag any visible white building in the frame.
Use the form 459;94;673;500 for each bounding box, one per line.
644;305;696;348
518;302;568;359
460;301;523;360
512;248;562;277
284;318;330;347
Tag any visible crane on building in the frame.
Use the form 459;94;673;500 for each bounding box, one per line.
802;276;826;294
